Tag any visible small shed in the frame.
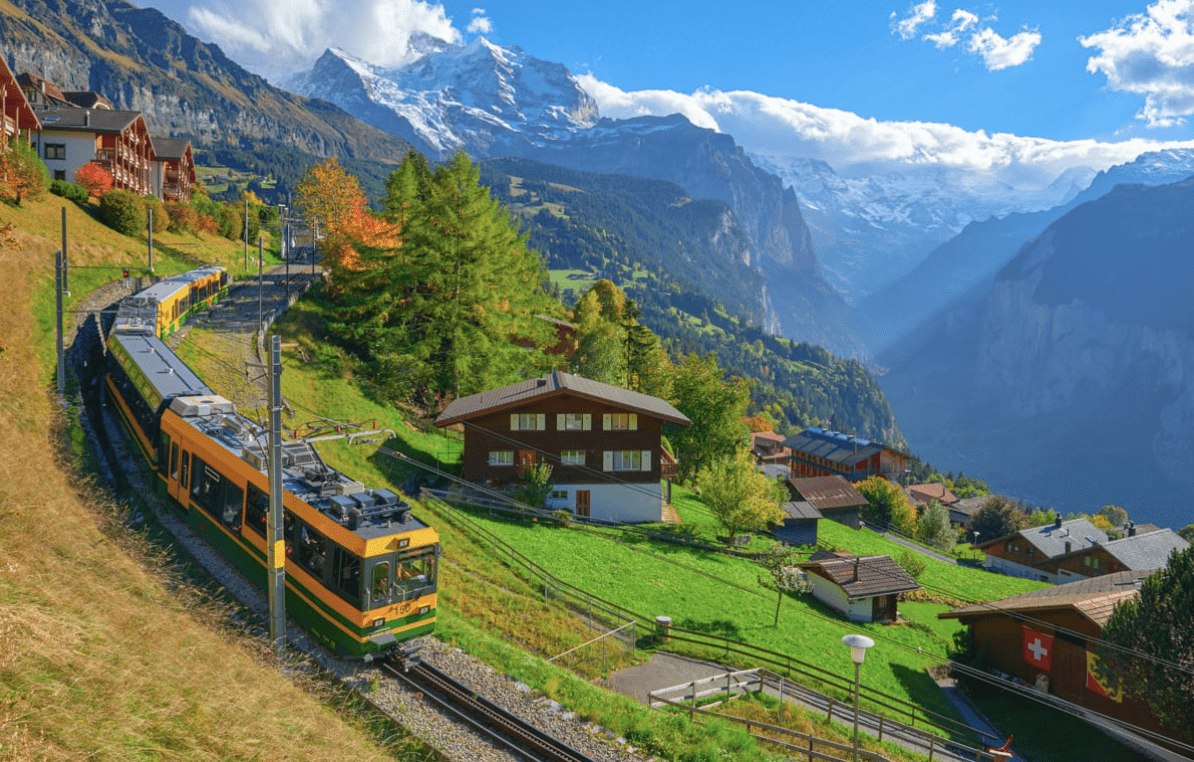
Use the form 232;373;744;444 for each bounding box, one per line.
787;475;869;530
799;554;921;623
775;500;822;546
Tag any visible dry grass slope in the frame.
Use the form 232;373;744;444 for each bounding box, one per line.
0;197;398;761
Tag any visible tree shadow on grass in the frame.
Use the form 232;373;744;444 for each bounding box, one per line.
675;617;743;640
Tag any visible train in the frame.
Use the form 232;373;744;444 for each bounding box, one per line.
111;264;229;338
103;265;439;660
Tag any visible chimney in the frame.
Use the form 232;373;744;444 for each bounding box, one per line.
1128;521;1136;538
1065;541;1072;554
853;557;860;582
536;376;547;387
1054;516;1063;530
83;109;90;127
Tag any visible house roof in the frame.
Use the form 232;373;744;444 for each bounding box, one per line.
906;483;958;505
1099;529;1189;570
783;427;900;467
980;518;1109;559
787;475;869;511
753;431;786;443
38;108;146;136
781;501;822;521
436;368;692;427
938;569;1154;627
1;63;39;131
62;91;112;109
16;72;66;103
152;137;191;161
799;554;921;599
949;495;992;519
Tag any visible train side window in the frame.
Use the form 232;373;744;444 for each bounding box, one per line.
158;433;171;477
180;451;190;490
190;454;206;503
245;482;267;536
194;461;224;516
222;481;244;531
329;545;360;606
371;562;390;605
169;442;179;481
296;525;327;580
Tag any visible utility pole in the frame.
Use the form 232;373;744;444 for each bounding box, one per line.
257;237;264;332
60;208;69;295
244;198;249;273
147;208;154;274
55;250;64;396
267;334;286;661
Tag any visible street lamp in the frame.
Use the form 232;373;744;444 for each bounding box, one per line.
973;530;981;562
842;633;875;762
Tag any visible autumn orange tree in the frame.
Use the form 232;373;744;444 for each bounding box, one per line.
0;136;48;206
294;157;397;280
74;162;113;197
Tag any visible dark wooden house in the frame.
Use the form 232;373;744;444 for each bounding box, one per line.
787;475;869;530
436;369;690;523
783;427;908;482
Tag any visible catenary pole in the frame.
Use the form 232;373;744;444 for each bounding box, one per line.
267;334;286;660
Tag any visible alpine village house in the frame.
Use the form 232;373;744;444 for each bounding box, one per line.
436;369;690;524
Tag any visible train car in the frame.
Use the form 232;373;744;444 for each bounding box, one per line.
111;264;228;338
104;270;438;660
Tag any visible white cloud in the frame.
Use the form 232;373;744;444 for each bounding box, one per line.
891;1;938;41
894;5;1040;71
924;9;977;49
577;74;1194;188
967;26;1042;70
1080;0;1194;127
467;7;492;35
186;0;462;81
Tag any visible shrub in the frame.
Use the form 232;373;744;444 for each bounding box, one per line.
74;162;113;197
166;202;199;234
99;189;147;236
216;203;243;241
0;138;49;205
141;195;169;234
50;180;89;204
897;550;927;581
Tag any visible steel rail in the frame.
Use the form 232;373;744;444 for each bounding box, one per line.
382;661;595;762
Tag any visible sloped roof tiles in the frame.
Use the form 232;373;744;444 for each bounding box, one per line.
1100;529;1189;570
436;369;691;426
787;475;869;511
938;569;1154;627
800;554;921;599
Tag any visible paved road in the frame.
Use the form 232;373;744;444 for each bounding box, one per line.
864;525;963;565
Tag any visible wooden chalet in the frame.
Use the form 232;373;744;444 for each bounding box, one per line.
17;73;111;112
151;137;196;202
978;517;1109;582
0;60;40;144
905;482;958;508
787;475;869;530
782;427;908;482
436;369;690;524
1035;526;1188;584
799;553;920;623
34;108;154;193
938;570;1178;746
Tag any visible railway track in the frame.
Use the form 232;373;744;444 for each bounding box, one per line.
383;660;595;762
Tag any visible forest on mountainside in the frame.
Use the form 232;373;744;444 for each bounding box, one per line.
477;158;902;445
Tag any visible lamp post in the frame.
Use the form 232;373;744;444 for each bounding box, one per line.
973;530;980;562
842;633;875;762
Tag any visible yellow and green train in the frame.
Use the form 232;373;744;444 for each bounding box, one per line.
105;268;438;660
111;264;229;338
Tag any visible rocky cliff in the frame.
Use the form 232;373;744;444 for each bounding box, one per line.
1;0;413;164
880;178;1194;526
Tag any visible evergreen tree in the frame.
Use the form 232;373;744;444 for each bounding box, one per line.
668;352;751;483
916;499;956;551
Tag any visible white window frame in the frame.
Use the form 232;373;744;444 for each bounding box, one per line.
603;413;639;431
488;450;514;466
560;450;586;466
557;413;590;431
606;450;651;472
510;413;545;431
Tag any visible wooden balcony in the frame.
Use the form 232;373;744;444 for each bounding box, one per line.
661;449;678;480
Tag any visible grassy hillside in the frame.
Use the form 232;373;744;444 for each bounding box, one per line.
0;194;418;760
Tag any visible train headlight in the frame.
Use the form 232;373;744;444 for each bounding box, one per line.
372;618;385;628
419;605;429;615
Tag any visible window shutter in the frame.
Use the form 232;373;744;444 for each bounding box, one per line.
603;414;612;431
537;413;545;431
603;451;613;471
557;413;565;431
510;414;519;431
582;414;591;431
641;450;651;472
629;413;638;431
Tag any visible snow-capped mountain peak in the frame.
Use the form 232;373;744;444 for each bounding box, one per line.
283;38;598;157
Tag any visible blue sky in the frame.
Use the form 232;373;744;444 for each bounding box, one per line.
136;0;1194;184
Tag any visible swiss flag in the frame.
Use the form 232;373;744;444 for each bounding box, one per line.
1022;625;1053;671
